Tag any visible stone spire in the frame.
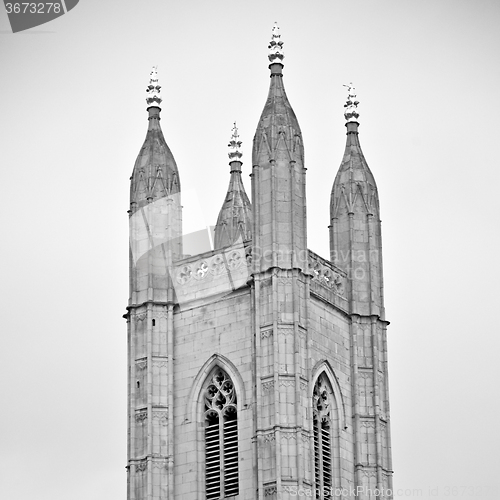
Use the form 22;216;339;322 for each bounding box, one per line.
214;123;253;249
251;23;307;272
130;67;181;213
330;85;384;317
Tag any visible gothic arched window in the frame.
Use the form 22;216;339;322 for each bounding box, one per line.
204;368;239;499
313;373;334;499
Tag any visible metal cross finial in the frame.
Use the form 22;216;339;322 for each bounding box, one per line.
228;122;243;162
343;82;360;123
146;66;162;110
268;22;284;65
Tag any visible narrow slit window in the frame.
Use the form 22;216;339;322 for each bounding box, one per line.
204;368;239;499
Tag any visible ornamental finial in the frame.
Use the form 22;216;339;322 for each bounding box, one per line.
146;66;162;110
228;122;242;163
343;83;359;123
268;22;284;65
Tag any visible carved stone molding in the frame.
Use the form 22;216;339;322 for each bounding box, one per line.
279;379;295;387
308;251;345;295
193;260;209;280
278;277;292;285
136;359;147;370
152;461;167;470
263;432;275;443
361;469;377;478
209;255;225;275
152;411;168;426
361;420;375;429
135;460;147;472
153;360;168;368
134;312;147;322
278;328;293;336
262;380;274;392
281;432;297;441
261;329;273;339
300;380;308;391
264;486;277;496
135;411;147;422
178;264;193;284
259;276;272;287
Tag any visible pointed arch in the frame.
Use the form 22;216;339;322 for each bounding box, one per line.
311;359;346;430
186;353;246;423
188;355;243;500
310;361;346;498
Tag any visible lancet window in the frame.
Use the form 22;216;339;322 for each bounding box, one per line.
204;368;239;499
313;373;334;499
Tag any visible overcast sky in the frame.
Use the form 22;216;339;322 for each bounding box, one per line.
1;1;500;499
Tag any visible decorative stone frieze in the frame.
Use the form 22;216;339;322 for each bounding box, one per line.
308;250;345;295
262;380;274;392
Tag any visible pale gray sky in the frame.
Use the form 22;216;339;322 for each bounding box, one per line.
1;1;499;499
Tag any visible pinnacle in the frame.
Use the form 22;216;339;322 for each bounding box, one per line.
268;22;284;66
146;66;162;110
343;83;360;123
228;122;243;164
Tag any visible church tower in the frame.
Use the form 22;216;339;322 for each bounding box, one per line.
125;25;393;500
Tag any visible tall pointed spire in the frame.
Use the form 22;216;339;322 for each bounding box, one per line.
330;85;383;317
251;23;306;271
214;123;252;249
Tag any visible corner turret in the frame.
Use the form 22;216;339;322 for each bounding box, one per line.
330;85;384;317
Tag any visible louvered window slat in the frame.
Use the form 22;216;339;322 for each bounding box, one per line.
204;369;239;499
205;413;221;500
313;375;335;500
